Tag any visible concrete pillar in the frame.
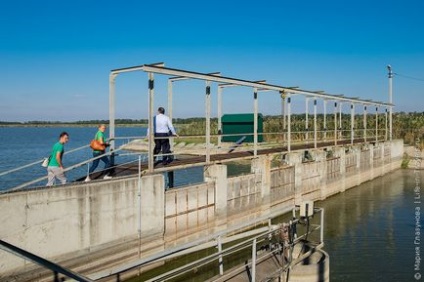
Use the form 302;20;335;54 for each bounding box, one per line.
312;150;327;200
355;146;361;169
369;143;374;178
204;164;228;217
140;174;165;236
286;152;303;205
251;156;271;205
335;147;346;192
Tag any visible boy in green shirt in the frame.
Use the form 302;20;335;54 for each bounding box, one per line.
46;132;69;186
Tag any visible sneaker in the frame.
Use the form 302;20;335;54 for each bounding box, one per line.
103;175;112;180
84;176;91;182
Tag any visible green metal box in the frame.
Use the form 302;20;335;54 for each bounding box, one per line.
221;113;263;143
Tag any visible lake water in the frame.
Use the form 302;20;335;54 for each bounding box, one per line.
0;127;422;281
0;126;222;191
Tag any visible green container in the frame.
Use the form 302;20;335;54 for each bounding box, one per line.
221;113;263;143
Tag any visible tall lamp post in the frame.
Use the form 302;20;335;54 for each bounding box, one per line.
387;65;393;141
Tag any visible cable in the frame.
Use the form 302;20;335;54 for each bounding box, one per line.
394;72;424;82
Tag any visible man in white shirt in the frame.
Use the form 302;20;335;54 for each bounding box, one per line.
153;107;178;165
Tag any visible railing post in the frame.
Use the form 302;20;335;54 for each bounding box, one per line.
320;208;324;243
217;235;224;275
252;238;257;282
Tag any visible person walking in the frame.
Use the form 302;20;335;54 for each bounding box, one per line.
85;124;112;181
46;131;69;186
152;107;178;165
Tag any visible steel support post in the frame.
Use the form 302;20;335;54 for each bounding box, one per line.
339;102;342;140
388;65;393;141
351;103;355;145
288;95;292;151
334;102;338;146
305;97;309;142
375;107;378;143
253;88;258;157
323;100;327;140
364;106;367;142
148;72;154;172
385;108;388;141
217;86;223;148
168;80;174;151
109;73;117;151
314;99;317;148
205;81;211;164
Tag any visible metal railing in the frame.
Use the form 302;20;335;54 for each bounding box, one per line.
87;206;324;282
0;136;147;193
0;239;93;282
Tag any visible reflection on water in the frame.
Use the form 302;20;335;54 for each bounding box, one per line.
320;169;423;281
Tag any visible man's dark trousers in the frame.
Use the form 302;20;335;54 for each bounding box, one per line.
154;133;171;163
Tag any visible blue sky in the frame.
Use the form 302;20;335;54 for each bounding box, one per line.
0;0;423;121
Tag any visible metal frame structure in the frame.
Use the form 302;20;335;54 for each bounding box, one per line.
109;63;393;172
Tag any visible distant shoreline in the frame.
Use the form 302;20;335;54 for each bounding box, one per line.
0;123;148;128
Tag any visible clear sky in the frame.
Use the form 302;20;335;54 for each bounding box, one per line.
1;0;423;122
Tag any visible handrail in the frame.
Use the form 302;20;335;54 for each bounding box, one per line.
0;147;124;194
90;207;324;281
0;239;93;282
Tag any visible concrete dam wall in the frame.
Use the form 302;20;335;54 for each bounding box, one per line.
0;140;404;280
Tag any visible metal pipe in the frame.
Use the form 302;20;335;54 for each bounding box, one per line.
323;100;327;140
339;102;342;140
138;155;142;234
251;238;257;282
314;99;317;148
351;103;355;145
305;97;309;142
253;88;258;156
205;81;211;163
168;79;174;151
364;106;367;142
217;236;223;275
109;73;117;151
388;65;393;141
288;95;292;151
218;86;222;148
334;102;338;146
148;72;154;172
375;107;379;143
320;208;324;243
385;108;388;141
140;64;390;107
